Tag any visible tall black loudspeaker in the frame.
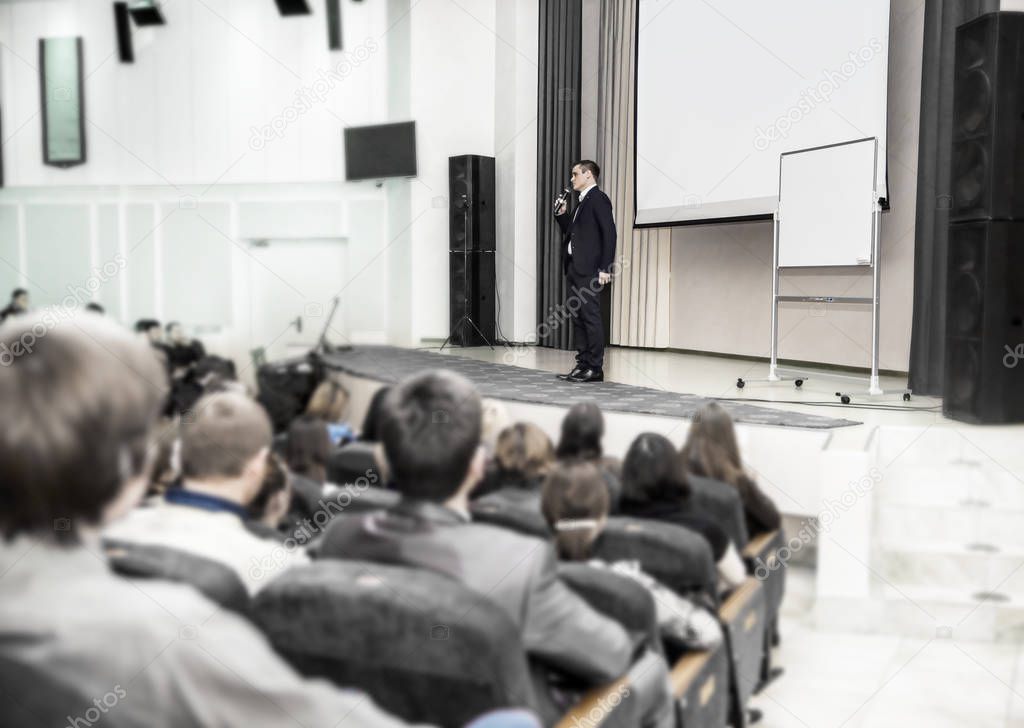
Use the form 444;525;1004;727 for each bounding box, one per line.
449;155;495;252
447;155;496;347
945;12;1024;423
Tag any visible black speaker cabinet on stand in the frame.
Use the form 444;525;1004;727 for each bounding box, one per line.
945;12;1024;423
442;155;496;349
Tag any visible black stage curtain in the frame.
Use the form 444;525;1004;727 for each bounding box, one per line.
536;0;582;350
909;0;998;395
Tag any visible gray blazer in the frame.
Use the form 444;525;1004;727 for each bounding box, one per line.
319;499;634;684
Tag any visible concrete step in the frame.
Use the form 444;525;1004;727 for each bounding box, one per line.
879;541;1024;599
876;503;1024;551
874;462;1024;510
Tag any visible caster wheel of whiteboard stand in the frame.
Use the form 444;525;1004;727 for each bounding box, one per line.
903;392;911;402
736;378;745;389
794;378;804;388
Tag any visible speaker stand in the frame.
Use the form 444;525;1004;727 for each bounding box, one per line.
440;313;494;352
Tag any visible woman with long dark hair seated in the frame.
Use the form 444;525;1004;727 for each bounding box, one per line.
681;402;782;538
620;432;746;590
555;402;622;508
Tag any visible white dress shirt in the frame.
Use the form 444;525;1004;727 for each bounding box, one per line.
568;183;597;256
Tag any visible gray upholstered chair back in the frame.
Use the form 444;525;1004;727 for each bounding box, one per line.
104;540;250;616
470;489;549;539
686;474;749;551
326;441;381;485
592;517;717;601
251;560;537;728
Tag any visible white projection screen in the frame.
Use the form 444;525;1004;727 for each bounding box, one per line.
635;0;891;226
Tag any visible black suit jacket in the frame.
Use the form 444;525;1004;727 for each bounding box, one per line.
555;186;616;277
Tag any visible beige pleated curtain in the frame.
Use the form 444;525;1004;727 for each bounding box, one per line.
595;0;672;348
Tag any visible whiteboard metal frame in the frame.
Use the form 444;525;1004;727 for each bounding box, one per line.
768;138;884;395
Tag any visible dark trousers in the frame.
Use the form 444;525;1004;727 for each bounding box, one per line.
566;263;605;371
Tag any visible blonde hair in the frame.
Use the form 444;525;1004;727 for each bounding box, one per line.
306;379;350;422
494;422;555;481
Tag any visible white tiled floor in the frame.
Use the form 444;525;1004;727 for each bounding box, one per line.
754;567;1023;728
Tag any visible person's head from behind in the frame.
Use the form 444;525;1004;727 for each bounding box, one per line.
179;392;272;506
134;318;162;344
621;432;690;507
286;415;330;484
165;321;186;345
681;402;743;484
306;379;349;423
541;460;610;561
556;402;604;460
378;370;483;503
570;159;600;192
360;386;391;441
249;453;292;528
10;288;28;311
494;422;555;486
0;313;167;544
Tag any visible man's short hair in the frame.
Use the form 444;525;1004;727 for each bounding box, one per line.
574;159;600;180
180;392;272;480
134;319;160;334
379;370;482;501
11;288;27;300
0;313;167;542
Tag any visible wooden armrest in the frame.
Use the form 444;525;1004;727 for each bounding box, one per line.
556;677;630;728
742;529;778;560
670;650;711;698
719;577;758;622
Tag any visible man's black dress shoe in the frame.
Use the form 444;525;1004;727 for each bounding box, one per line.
557;365;584;381
567;368;604;383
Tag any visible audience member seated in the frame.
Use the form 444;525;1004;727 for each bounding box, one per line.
681;402;782;538
359;385;391;441
475;422;555;499
287;413;332;484
541;459;722;652
0;287;28;323
105;391;308;594
318;370;675;728
145;418;181;500
555;402;622;508
164;320;207;374
305;378;356;446
620;432;746;591
0;312;416;727
246;453;293;542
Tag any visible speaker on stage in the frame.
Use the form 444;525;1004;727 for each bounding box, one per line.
447;155;496;347
951;12;1024;222
945;12;1024;423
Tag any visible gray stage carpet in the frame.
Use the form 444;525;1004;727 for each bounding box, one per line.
321;345;859;430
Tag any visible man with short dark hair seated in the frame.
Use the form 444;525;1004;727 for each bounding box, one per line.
105;390;308;593
320;370;674;728
0;312;418;726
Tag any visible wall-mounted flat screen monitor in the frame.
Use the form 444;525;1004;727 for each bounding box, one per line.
344;121;417;181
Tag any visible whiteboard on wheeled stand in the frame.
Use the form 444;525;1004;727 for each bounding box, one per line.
777;138;877;268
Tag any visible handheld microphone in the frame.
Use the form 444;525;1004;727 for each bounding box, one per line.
553;187;571;211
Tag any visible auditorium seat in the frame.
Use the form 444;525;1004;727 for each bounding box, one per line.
324;483;400;514
554;676;638;728
718;578;768;725
591;517;718;600
0;653;128;728
326;440;382;485
470;488;549;539
272;431;289;456
103;541;250;617
742;529;787;687
251;560;635;728
557;562;661;656
670;646;730;728
686;474;750;552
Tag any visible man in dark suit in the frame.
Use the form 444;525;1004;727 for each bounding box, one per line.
319;370;674;728
554;160;616;383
